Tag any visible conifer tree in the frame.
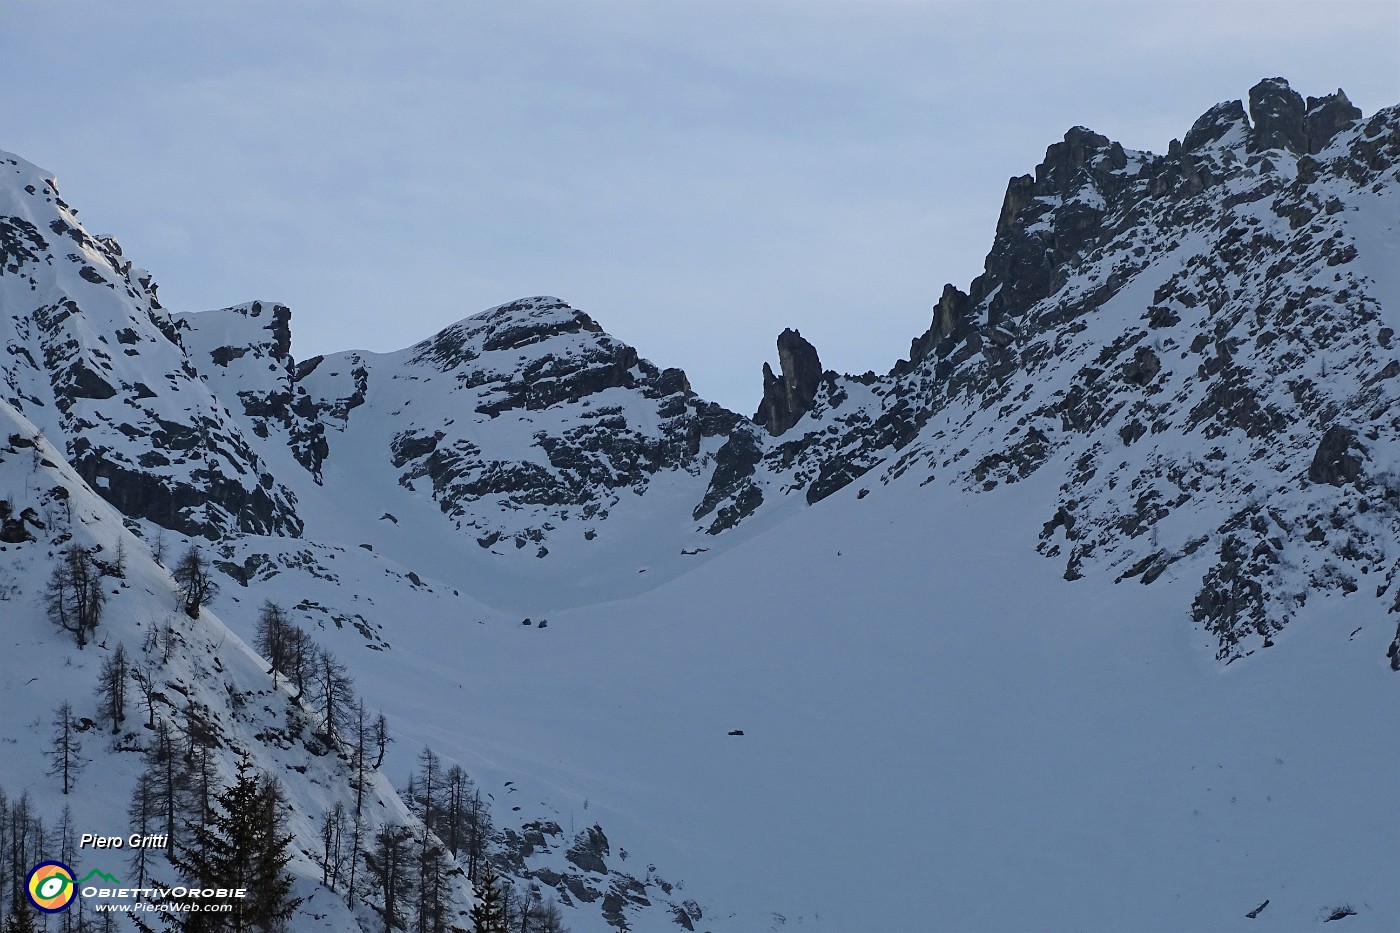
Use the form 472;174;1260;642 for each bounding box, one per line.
464;789;492;885
251;778;299;931
373;712;391;769
172;546;217;619
46;549;104;648
441;765;474;858
95;643;128;733
283;627;313;699
144;721;184;855
468;862;508;933
46;702;84;795
4;904;36;933
174;756;298;932
318;803;347;892
310;648;354;745
127;769;158;887
253;602;291;686
367;824;415;933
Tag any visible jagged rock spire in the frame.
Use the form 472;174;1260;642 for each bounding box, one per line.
754;328;823;436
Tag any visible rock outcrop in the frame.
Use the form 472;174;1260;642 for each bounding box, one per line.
754;328;824;436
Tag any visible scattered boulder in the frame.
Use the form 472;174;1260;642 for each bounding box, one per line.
565;825;610;875
1307;426;1365;486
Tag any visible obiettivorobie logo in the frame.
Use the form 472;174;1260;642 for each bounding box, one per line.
27;859;247;917
26;862;119;913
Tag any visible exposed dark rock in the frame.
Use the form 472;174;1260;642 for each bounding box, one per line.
693;429;764;522
1120;347;1162;387
702;484;764;536
0;503;34;542
565;825;610;875
61;360;117;401
900;284;974;373
1305;89;1363;153
996;174;1035;235
755;328;823;436
1183;100;1249;153
1307;426;1364;486
1248;78;1307;154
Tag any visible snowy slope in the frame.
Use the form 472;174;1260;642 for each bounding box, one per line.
0;153;302;539
0;400;475;931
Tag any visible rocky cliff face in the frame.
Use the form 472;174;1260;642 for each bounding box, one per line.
0;154;303;539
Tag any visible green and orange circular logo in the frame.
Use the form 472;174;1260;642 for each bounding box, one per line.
27;861;76;913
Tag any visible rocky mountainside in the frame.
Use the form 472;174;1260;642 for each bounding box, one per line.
0;397;475;932
165;78;1400;665
10;78;1398;660
694;78;1400;663
0;153;303;539
2;76;1399;932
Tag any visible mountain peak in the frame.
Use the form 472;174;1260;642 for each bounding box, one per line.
1248;76;1308;153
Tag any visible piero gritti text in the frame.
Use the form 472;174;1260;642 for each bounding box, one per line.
79;833;168;850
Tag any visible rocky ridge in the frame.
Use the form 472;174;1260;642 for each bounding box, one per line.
6;78;1398;664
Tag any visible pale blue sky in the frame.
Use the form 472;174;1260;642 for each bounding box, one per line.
5;1;1397;410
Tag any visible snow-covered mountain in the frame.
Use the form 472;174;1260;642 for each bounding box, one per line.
2;76;1399;931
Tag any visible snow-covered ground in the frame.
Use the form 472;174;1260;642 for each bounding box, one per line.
209;458;1400;932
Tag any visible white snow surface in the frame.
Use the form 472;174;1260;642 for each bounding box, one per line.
211;457;1400;932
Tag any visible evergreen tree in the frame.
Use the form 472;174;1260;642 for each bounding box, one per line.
251;779;299;932
253;603;291;687
4;904;36;933
46;549;104;648
367;824;415;933
46;702;84;794
172;546;217;619
95;643;128;733
468;862;508;933
174;756;298;932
